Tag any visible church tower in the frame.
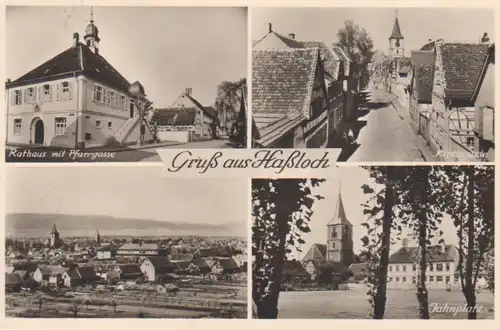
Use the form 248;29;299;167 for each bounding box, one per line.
84;7;100;54
50;221;61;249
95;228;101;244
326;186;354;266
388;10;404;59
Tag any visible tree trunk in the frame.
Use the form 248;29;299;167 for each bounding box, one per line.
465;167;477;319
416;167;430;319
373;166;395;319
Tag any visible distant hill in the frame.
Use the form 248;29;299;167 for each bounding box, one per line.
5;213;246;238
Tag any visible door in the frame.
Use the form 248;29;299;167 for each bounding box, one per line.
34;120;44;144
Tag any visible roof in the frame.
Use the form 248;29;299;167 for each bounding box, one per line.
316;261;347;274
416;65;433;103
146;257;174;273
192;257;210;269
77;266;98;280
388;246;418;264
153;107;197;126
389;17;404;40
283;260;309;276
253;48;318;116
437;43;490;100
117;264;143;274
252;112;305;147
332;46;351;76
51;222;59;234
6;273;24;285
169;253;194;261
411;51;434;67
184;93;218;121
217;258;239;271
7;42;132;93
299;41;341;80
302;243;327;262
328;190;352;226
119;243;158;250
196;247;219;258
172;260;193;271
38;266;68;276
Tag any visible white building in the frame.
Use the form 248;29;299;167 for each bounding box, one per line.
5;12;153;148
387;242;461;290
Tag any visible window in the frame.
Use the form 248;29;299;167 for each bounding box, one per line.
42;84;52;101
93;85;103;102
436;276;443;283
436;263;443;272
331;228;337;238
429;263;434;271
120;95;126;109
96;120;102;129
412;277;416;284
446;263;450;271
429;276;434;283
331;242;335;249
389;266;393;272
445;276;450;283
466;137;474;149
402;265;407;272
454;276;459;283
402;277;407;282
13;90;22;105
14;119;22;134
59;81;72;101
108;121;112;129
395;277;400;282
388;277;393;282
24;87;36;103
396;265;400;272
412;264;416;271
102;88;108;104
130;100;135;113
54;117;67;136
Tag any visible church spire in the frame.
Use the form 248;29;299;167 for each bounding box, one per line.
51;220;59;234
328;182;352;226
389;9;404;40
84;6;100;53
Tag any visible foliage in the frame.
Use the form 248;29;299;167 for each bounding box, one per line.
214;78;246;132
435;166;494;319
252;179;325;319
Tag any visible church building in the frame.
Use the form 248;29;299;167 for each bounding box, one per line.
5;9;153;148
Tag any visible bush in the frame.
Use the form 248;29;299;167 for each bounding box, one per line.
105;137;122;147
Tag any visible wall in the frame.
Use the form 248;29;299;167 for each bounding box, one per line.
82;77;132;120
123;120;154;145
158;130;190;143
82;112;127;147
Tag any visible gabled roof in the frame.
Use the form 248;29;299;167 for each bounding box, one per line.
153;107;197;126
472;43;495;107
328;190;352;226
302;243;327;262
172;260;193;271
416;65;433;104
437;42;490;100
192;257;210;269
426;244;457;262
348;262;370;275
196;247;219;257
299;41;341;80
216;258;239;271
7;43;132;93
283;260;309;276
389;17;404;40
38;266;68;276
252;48;319;145
6;273;24;285
410;51;434;67
184;93;218;121
146;257;174;273
388;246;418;264
117;264;142;275
332;46;351;76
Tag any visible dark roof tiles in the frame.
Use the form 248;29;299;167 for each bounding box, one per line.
438;43;490;100
416;65;433;103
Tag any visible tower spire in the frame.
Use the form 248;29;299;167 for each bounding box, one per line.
90;6;94;23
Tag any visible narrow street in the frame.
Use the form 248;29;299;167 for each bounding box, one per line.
343;84;431;162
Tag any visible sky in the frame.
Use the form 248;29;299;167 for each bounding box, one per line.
6;6;247;107
6;166;247;225
287;167;457;260
252;7;494;57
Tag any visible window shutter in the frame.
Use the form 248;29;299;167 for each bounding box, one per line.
49;85;53;101
11;91;15;105
37;86;42;102
23;89;27;103
56;84;61;101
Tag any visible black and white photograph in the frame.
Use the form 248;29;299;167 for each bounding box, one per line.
5;6;248;163
252;166;494;319
5;167;248;318
251;8;494;162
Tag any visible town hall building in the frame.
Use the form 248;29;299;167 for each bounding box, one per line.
5;10;153;148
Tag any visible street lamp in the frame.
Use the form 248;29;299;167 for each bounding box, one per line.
128;81;146;146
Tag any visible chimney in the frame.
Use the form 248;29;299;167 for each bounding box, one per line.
288;33;295;40
73;32;79;47
185;88;192;96
481;32;490;43
267;23;272;34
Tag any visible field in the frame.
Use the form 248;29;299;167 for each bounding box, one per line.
5;283;247;318
277;288;494;319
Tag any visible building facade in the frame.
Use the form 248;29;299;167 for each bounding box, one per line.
326;189;354;266
5;13;153;148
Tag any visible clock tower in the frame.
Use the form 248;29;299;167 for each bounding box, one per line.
326;186;354;266
388;10;404;59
